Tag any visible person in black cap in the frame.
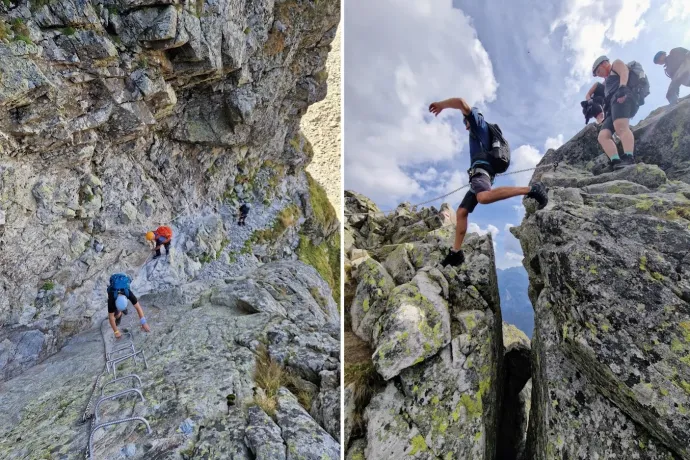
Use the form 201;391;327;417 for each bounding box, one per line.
653;48;690;105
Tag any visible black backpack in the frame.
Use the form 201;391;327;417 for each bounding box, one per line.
625;61;651;106
481;123;511;174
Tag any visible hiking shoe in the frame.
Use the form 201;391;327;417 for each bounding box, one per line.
152;253;160;259
527;182;549;209
122;308;128;315
115;314;122;326
620;154;635;167
440;248;464;267
609;158;622;171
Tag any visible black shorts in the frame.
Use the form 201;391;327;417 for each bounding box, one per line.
107;291;138;314
602;96;639;132
459;173;493;213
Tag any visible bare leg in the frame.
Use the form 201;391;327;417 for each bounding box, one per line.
453;207;469;251
613;118;634;153
476;187;530;205
598;129;618;159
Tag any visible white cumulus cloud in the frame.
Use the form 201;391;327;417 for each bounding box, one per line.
413;167;439;182
508;144;543;186
661;0;690;22
344;0;498;207
544;134;564;151
550;0;651;91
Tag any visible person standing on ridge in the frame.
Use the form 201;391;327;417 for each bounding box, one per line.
428;97;549;268
592;55;650;171
238;203;250;226
107;273;150;340
653;48;690;105
146;225;173;259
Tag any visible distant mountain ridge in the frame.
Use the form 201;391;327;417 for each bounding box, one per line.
497;266;534;337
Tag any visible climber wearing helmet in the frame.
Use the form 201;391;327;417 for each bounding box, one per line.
592;55;639;171
146;225;173;259
238;203;250;226
107;273;150;339
428;97;548;268
653;48;690;105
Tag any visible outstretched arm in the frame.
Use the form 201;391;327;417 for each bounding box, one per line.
108;312;120;336
585;82;599;101
133;302;151;332
429;97;472;116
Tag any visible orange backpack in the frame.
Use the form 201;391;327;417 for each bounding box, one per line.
156;226;173;239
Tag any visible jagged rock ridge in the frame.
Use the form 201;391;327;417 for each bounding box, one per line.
514;95;690;460
344;95;690;460
343;197;512;459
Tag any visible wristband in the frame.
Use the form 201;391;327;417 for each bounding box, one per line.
140;317;147;325
114;330;120;335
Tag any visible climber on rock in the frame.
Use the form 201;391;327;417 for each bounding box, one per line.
107;273;150;340
238;203;250;226
653;48;690;105
428;97;549;268
146;225;173;259
581;82;606;124
592;55;650;171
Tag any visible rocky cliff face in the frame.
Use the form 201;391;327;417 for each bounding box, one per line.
344;96;690;459
515;96;690;460
0;0;339;378
0;0;341;457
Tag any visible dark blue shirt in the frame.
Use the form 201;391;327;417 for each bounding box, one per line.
466;107;492;170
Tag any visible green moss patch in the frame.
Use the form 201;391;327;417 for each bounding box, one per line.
296;232;340;309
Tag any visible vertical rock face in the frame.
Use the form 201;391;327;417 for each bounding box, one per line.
499;322;531;460
344;200;504;459
0;0;340;380
515;96;690;459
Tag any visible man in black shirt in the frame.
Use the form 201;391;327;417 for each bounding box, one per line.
653;48;690;105
592;56;639;171
238;203;250;226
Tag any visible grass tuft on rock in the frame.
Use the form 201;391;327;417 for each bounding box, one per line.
252;345;315;418
344;332;383;436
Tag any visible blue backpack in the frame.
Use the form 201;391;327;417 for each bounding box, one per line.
108;273;131;297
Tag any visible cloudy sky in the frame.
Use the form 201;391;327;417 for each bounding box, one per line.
344;0;690;269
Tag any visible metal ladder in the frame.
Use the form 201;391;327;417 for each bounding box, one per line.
84;318;152;459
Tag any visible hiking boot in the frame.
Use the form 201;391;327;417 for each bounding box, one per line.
115;314;122;326
620;154;635;167
609;158;622;171
527;182;549;210
122;308;128;315
152;253;160;260
440;248;464;267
